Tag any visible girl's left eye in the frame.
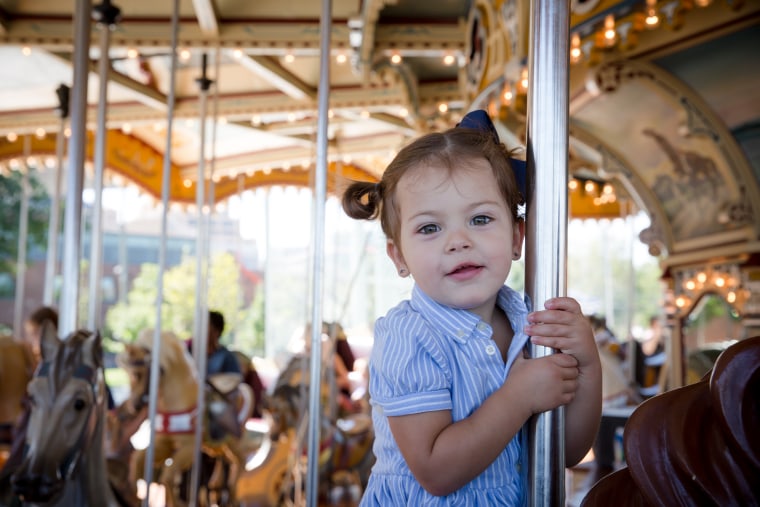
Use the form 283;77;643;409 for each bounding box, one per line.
418;224;440;235
471;215;492;226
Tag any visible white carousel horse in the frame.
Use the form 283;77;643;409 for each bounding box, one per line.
120;329;252;507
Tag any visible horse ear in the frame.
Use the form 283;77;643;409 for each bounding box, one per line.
40;320;60;361
83;330;104;369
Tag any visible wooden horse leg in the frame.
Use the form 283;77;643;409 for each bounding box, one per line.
159;439;195;507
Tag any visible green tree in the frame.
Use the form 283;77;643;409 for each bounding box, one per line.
105;251;257;348
0;169;51;293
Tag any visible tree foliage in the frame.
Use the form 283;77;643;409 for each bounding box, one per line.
105;252;260;351
0;169;51;276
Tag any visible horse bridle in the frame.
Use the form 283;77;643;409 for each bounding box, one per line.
32;360;101;480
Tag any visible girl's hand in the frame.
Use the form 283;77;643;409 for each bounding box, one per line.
506;352;579;414
524;297;598;371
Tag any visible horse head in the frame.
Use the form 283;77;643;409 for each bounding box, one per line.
12;323;107;504
117;342;152;414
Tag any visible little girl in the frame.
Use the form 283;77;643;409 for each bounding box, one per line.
341;111;602;505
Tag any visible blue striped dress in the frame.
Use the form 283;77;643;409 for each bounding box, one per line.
360;284;531;506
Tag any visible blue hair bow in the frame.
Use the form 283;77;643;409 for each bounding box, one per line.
457;109;526;199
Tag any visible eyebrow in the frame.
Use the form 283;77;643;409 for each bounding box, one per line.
405;200;504;222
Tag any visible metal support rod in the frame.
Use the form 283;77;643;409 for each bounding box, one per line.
524;1;570;505
43;93;69;307
13;136;32;335
142;0;179;501
189;51;213;507
59;0;92;337
88;1;121;330
306;0;332;504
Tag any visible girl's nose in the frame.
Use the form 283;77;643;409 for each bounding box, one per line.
446;230;471;252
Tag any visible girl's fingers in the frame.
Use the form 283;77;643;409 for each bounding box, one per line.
542;297;582;314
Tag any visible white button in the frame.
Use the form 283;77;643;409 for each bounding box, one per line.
456;329;466;338
485;345;496;355
476;322;488;332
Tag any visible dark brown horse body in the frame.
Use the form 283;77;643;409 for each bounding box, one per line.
582;336;760;505
10;325;120;507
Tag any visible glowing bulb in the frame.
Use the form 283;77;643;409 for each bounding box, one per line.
390;53;402;65
570;33;582;64
645;9;660;28
568;180;578;191
604;15;617;45
697;272;707;283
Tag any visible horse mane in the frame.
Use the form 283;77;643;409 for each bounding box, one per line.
135;328;197;378
48;329;97;396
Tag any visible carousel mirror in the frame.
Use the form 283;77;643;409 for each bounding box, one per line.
681;293;743;385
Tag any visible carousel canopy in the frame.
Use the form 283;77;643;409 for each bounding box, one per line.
0;0;758;234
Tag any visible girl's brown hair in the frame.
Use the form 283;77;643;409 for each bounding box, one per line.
341;127;524;243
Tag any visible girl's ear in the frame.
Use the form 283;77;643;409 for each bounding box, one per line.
513;219;526;257
386;240;408;276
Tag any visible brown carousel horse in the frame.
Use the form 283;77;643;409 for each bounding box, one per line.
582;335;760;506
261;375;375;505
8;324;120;507
120;329;252;507
0;336;35;470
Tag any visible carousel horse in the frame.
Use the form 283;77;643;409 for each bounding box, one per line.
0;336;35;470
120;330;252;507
582;335;760;506
0;336;36;506
9;324;120;507
262;380;375;505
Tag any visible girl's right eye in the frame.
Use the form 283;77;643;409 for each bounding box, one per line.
418;224;440;235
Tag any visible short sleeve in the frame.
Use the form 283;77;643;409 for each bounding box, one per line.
369;309;453;417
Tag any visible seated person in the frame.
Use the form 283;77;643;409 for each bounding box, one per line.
206;310;241;376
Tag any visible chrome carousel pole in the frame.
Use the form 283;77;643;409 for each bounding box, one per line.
306;0;331;504
43;85;70;307
524;0;570;505
142;0;179;501
87;0;121;331
12;136;32;336
59;0;92;337
189;52;213;507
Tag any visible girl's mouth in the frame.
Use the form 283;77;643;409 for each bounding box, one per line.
447;263;483;280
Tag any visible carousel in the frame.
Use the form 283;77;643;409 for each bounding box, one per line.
1;0;759;505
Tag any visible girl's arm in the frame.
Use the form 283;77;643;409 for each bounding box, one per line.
526;297;603;466
388;350;580;496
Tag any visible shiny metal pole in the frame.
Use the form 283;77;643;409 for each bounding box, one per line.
13;136;32;335
59;0;92;336
189;52;213;507
87;0;121;330
43;88;69;307
306;0;331;504
525;1;570;505
142;0;179;502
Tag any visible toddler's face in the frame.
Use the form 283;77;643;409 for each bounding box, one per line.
387;159;522;321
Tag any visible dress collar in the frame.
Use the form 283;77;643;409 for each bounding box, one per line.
410;284;527;344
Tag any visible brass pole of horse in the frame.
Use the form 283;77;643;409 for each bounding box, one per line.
524;0;570;505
